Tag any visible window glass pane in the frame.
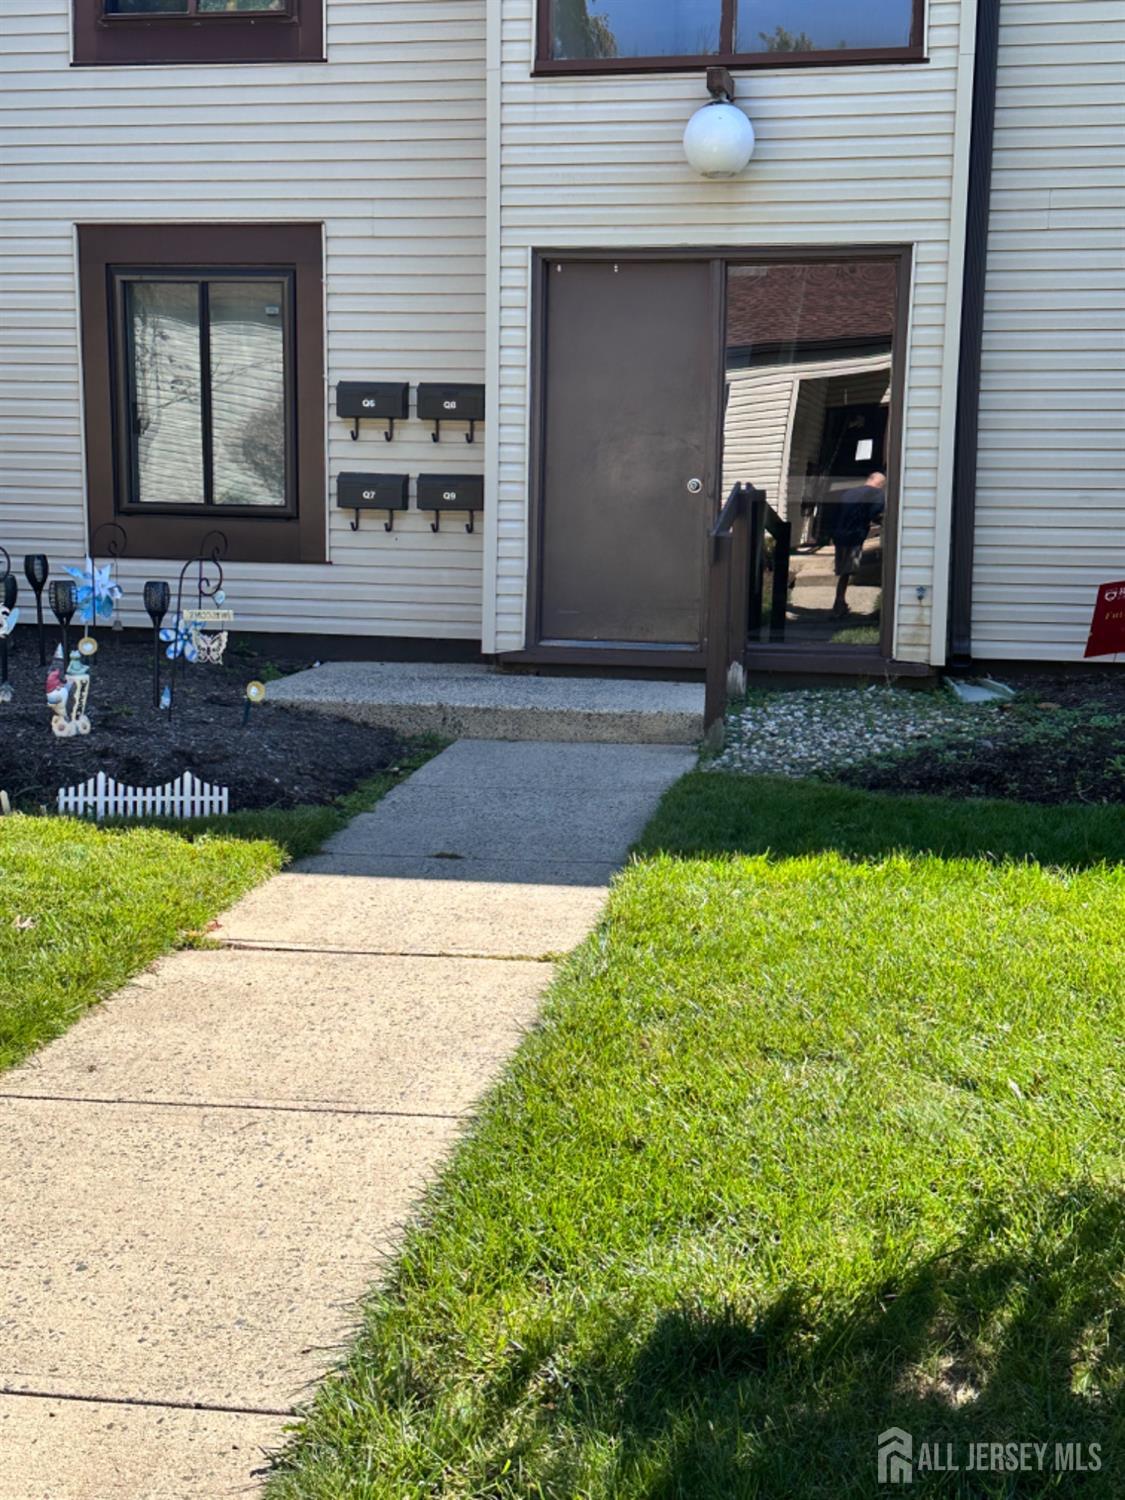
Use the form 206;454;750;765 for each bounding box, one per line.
105;1;190;13
196;0;288;12
127;281;205;507
736;0;913;53
722;261;898;649
550;0;721;60
208;281;287;508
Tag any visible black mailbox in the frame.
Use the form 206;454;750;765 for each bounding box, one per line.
417;473;485;533
336;382;409;441
338;472;409;532
417;383;486;443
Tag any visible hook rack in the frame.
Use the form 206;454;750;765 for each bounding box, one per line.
338;472;409;534
417;384;485;446
336;382;409;444
418;473;484;536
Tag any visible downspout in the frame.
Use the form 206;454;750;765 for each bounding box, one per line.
948;0;1002;666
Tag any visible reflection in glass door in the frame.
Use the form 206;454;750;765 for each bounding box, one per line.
722;259;898;649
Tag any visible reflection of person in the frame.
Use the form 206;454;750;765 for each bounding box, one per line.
832;471;886;617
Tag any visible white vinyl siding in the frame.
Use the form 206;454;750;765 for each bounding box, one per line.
971;0;1125;660
485;0;976;661
0;0;487;639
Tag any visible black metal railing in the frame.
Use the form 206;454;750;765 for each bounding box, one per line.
704;483;793;736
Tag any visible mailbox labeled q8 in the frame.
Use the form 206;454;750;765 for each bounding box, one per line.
335;382;409;421
417;474;484;512
416;384;486;423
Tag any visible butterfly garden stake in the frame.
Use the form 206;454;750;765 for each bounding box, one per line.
165;531;229;717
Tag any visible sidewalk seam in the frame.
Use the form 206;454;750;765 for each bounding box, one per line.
0;1387;293;1418
0;1091;465;1121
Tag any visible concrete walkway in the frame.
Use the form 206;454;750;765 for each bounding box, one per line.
0;740;693;1498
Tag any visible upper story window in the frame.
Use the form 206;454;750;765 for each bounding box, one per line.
73;0;324;66
539;0;923;72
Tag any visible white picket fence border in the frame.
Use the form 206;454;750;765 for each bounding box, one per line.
57;770;229;822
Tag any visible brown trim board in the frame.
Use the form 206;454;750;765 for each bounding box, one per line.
521;246;912;670
948;0;1001;666
78;222;326;564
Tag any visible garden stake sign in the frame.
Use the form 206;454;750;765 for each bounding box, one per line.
1084;580;1125;660
165;530;229;717
46;647;92;738
23;553;49;665
0;571;18;703
243;678;266;727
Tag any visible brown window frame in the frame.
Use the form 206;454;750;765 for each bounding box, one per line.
534;0;926;75
79;223;326;564
73;0;323;67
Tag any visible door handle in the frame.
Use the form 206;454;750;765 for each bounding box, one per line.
686;478;703;494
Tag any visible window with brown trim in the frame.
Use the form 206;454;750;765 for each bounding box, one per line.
73;0;323;67
79;224;326;564
537;0;924;73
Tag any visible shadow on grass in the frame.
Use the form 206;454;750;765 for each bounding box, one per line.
637;773;1125;871
535;1188;1124;1498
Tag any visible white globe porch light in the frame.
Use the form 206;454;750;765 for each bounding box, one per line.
683;68;755;179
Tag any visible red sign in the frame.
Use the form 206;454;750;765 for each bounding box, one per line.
1084;581;1125;658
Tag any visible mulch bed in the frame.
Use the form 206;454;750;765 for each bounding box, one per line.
839;670;1125;805
0;628;403;811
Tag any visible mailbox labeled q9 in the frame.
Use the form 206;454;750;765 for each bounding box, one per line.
417;474;484;512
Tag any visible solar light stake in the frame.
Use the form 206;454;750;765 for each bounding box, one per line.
48;578;77;661
143;580;171;709
23;555;48;665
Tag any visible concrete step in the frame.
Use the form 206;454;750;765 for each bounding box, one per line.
267;662;704;744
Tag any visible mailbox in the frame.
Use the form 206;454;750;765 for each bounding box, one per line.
416;383;486;444
417;473;485;533
337;472;409;532
335;382;409;441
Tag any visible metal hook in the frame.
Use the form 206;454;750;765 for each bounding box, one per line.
350;510;361;532
350;417;360;441
465;420;476;444
465;511;476;534
430;510;441;533
431;420;441;444
384;510;396;533
384;419;395;442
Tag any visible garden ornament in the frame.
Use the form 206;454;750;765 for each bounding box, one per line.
64;557;123;628
243;678;266;727
184;605;234;665
143;580;171;708
46;647;92;738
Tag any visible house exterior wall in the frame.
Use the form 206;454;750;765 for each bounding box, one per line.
484;0;979;662
971;0;1125;660
0;0;487;639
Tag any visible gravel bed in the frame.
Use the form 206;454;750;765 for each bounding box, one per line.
708;686;994;779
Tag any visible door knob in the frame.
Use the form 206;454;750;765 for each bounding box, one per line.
686;478;703;494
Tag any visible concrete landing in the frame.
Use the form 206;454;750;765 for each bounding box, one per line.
0;739;694;1497
267;661;704;744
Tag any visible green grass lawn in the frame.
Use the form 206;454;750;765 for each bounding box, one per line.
267;774;1125;1499
0;741;440;1073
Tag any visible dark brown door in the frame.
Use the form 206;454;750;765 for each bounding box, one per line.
537;259;717;649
